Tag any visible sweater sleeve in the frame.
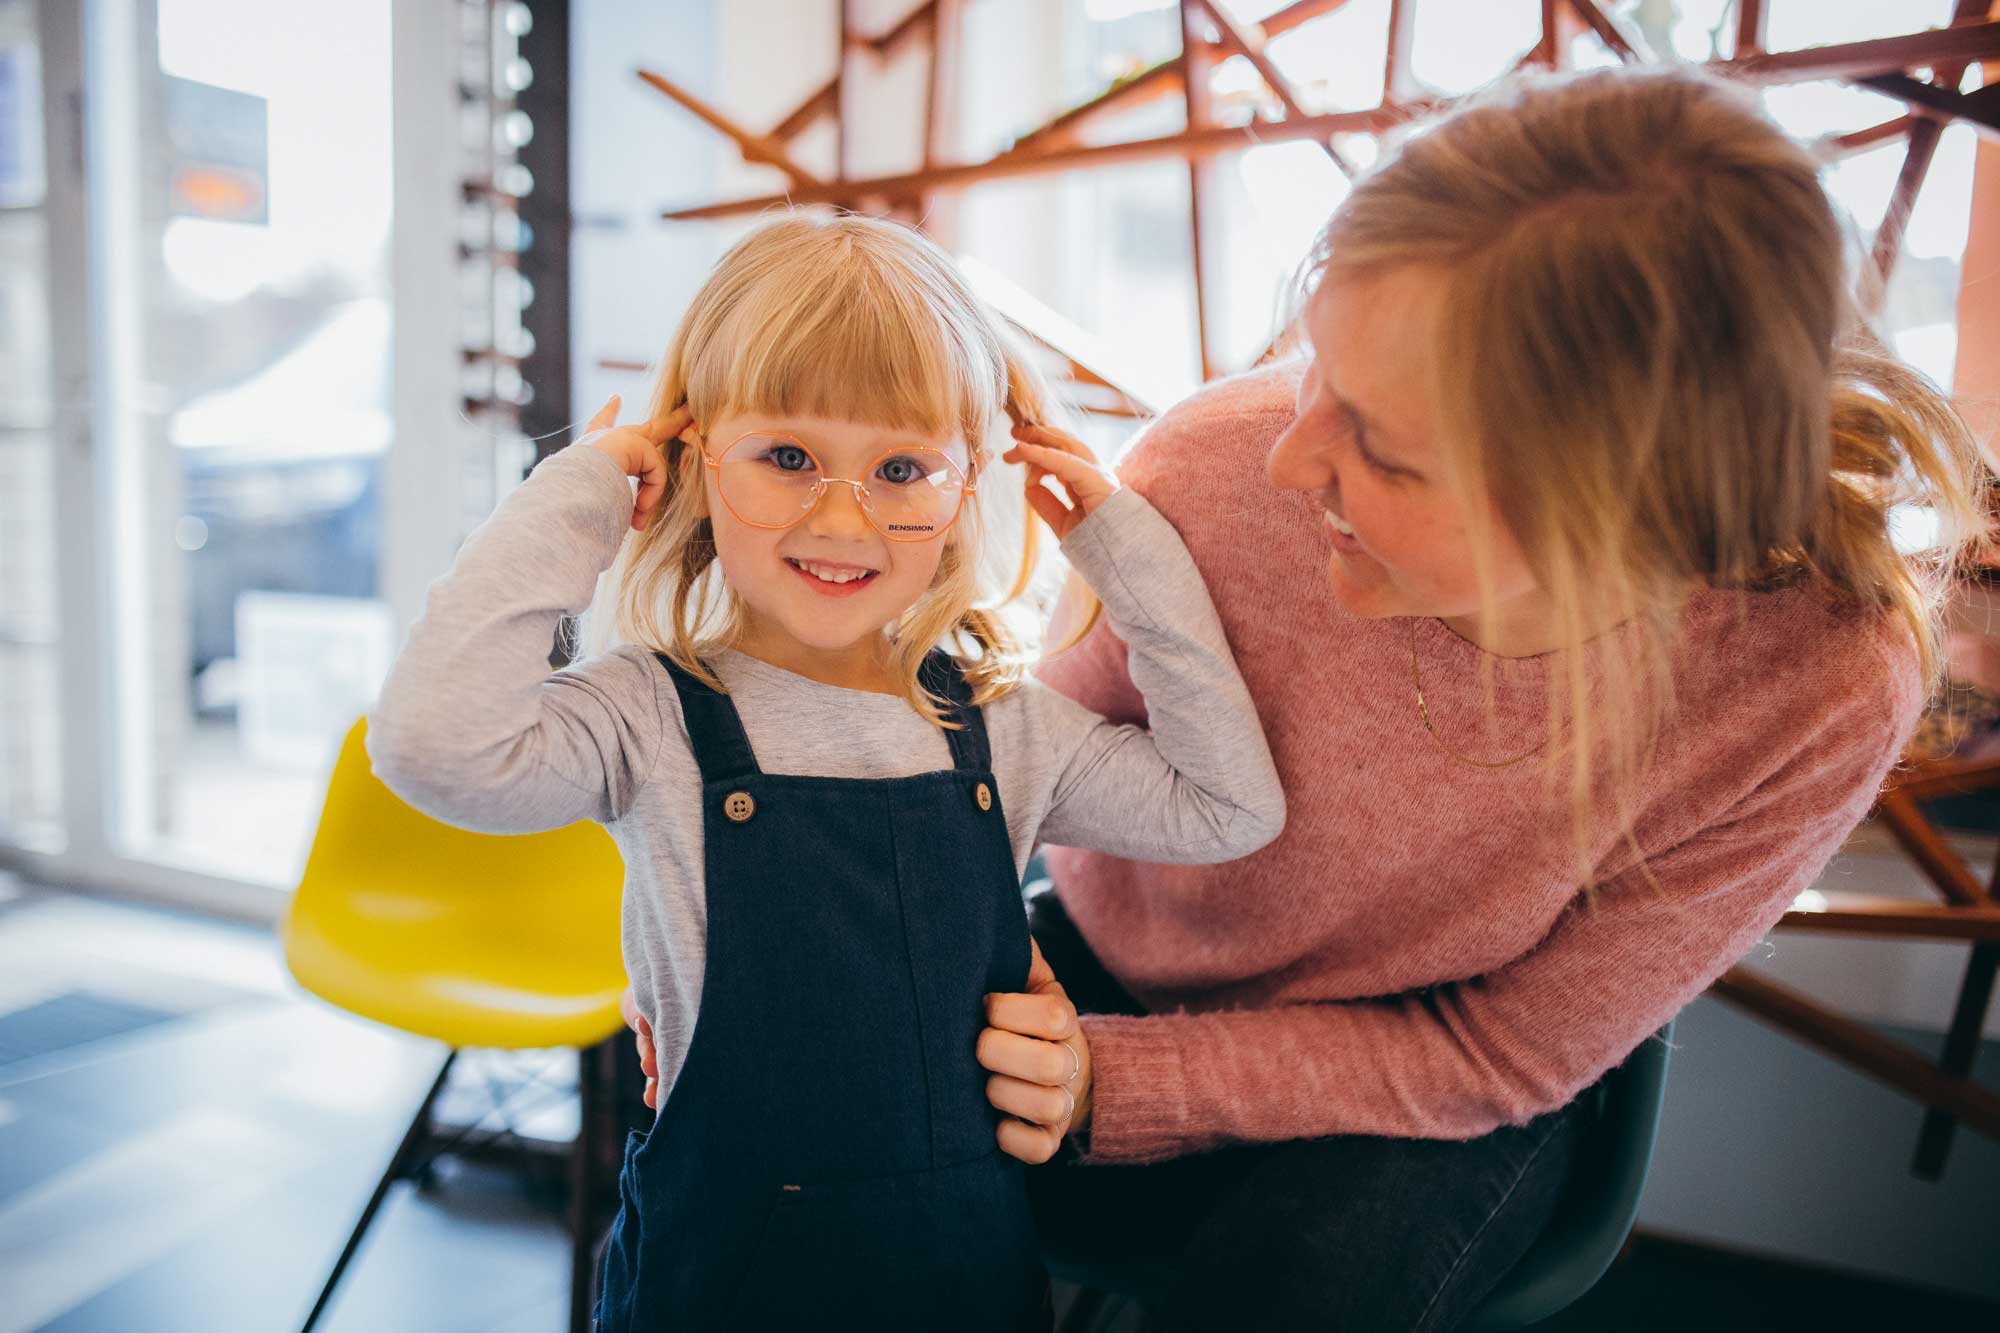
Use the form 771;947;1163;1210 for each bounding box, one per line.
365;441;669;835
1073;636;1923;1164
1020;487;1285;864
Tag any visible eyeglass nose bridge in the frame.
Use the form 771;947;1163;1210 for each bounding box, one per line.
803;474;875;518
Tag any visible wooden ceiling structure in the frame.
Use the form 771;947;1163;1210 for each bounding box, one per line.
631;1;2000;1177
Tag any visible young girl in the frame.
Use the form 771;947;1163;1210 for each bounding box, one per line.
364;213;1284;1331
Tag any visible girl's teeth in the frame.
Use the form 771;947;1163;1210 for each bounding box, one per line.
794;560;873;584
1324;511;1356;537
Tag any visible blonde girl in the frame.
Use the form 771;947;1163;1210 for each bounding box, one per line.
364;212;1283;1332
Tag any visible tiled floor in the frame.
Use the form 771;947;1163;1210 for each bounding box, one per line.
0;878;505;1333
2;864;1997;1332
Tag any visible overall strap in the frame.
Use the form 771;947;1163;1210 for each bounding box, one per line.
656;653;763;783
919;649;993;773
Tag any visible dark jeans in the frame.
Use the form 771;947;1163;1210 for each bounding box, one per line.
1023;889;1593;1333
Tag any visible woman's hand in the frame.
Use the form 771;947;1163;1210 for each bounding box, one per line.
1003;423;1119;541
619;985;661;1110
978;937;1093;1164
581;394;695;532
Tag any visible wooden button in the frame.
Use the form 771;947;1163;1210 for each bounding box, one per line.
974;781;993;812
723;791;756;823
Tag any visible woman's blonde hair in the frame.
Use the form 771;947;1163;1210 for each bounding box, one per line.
573;212;1068;723
1306;67;1988;856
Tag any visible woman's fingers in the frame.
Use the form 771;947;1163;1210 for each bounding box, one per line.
644;1076;658;1111
586;395;620;434
984;986;1077;1042
988;1072;1072;1129
977;1025;1079;1087
996;1114;1063;1165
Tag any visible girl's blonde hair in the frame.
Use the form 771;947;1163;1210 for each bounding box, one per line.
574;212;1065;723
1307;67;1988;858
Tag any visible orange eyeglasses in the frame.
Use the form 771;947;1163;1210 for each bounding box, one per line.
702;431;975;542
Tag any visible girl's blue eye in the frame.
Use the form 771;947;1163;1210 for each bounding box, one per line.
876;454;926;486
766;444;813;473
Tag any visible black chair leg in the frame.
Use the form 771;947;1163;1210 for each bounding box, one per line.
300;1049;457;1333
571;1037;621;1333
1057;1283;1122;1333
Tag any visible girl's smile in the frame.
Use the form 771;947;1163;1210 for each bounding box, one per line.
784;556;881;595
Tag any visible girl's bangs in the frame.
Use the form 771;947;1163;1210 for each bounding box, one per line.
687;269;997;446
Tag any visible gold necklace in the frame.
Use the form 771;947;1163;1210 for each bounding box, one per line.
1409;619;1546;769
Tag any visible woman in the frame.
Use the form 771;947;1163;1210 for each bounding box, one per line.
626;67;1983;1329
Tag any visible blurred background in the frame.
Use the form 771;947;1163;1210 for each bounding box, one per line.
0;2;1996;1330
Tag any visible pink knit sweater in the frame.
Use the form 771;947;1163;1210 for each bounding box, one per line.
1042;365;1926;1165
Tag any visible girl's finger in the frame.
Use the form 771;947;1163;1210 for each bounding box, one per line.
643;1077;658;1110
976;1026;1078;1086
637;403;695;447
586;395;621;434
631;446;671;530
1007;440;1109;497
1010;422;1095;462
1004;446;1079;502
1024;478;1073;534
986;1073;1072;1128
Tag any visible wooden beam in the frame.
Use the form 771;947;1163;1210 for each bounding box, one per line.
1856;75;2000;139
1383;0;1416;102
1913;942;1999;1175
1565;0;1642;63
1710;967;2000;1141
1882;752;2000;802
769;77;839;144
1859;115;1946;317
1817;115;1916;159
836;0;853;179
1776;891;2000;943
1190;0;1355;176
662;102;1430;220
636;69;823;186
1005;59;1185;158
1182;1;1219;383
1724;20;2000;86
1953;47;2000;456
1005;0;1359;156
852;0;937;59
1534;0;1561;68
1734;0;1766;58
922;0;963;243
1872;790;1994;907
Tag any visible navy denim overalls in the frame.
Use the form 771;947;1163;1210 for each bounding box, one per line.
593;651;1053;1331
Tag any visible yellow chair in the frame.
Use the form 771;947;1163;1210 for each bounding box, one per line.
282;716;629;1333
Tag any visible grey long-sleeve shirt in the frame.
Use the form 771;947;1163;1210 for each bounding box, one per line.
366;440;1283;1100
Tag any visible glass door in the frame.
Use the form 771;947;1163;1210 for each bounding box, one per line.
0;0;60;851
93;0;398;885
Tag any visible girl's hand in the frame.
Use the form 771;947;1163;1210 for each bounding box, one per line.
1003;423;1119;541
977;937;1093;1164
581;395;696;532
619;985;661;1110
